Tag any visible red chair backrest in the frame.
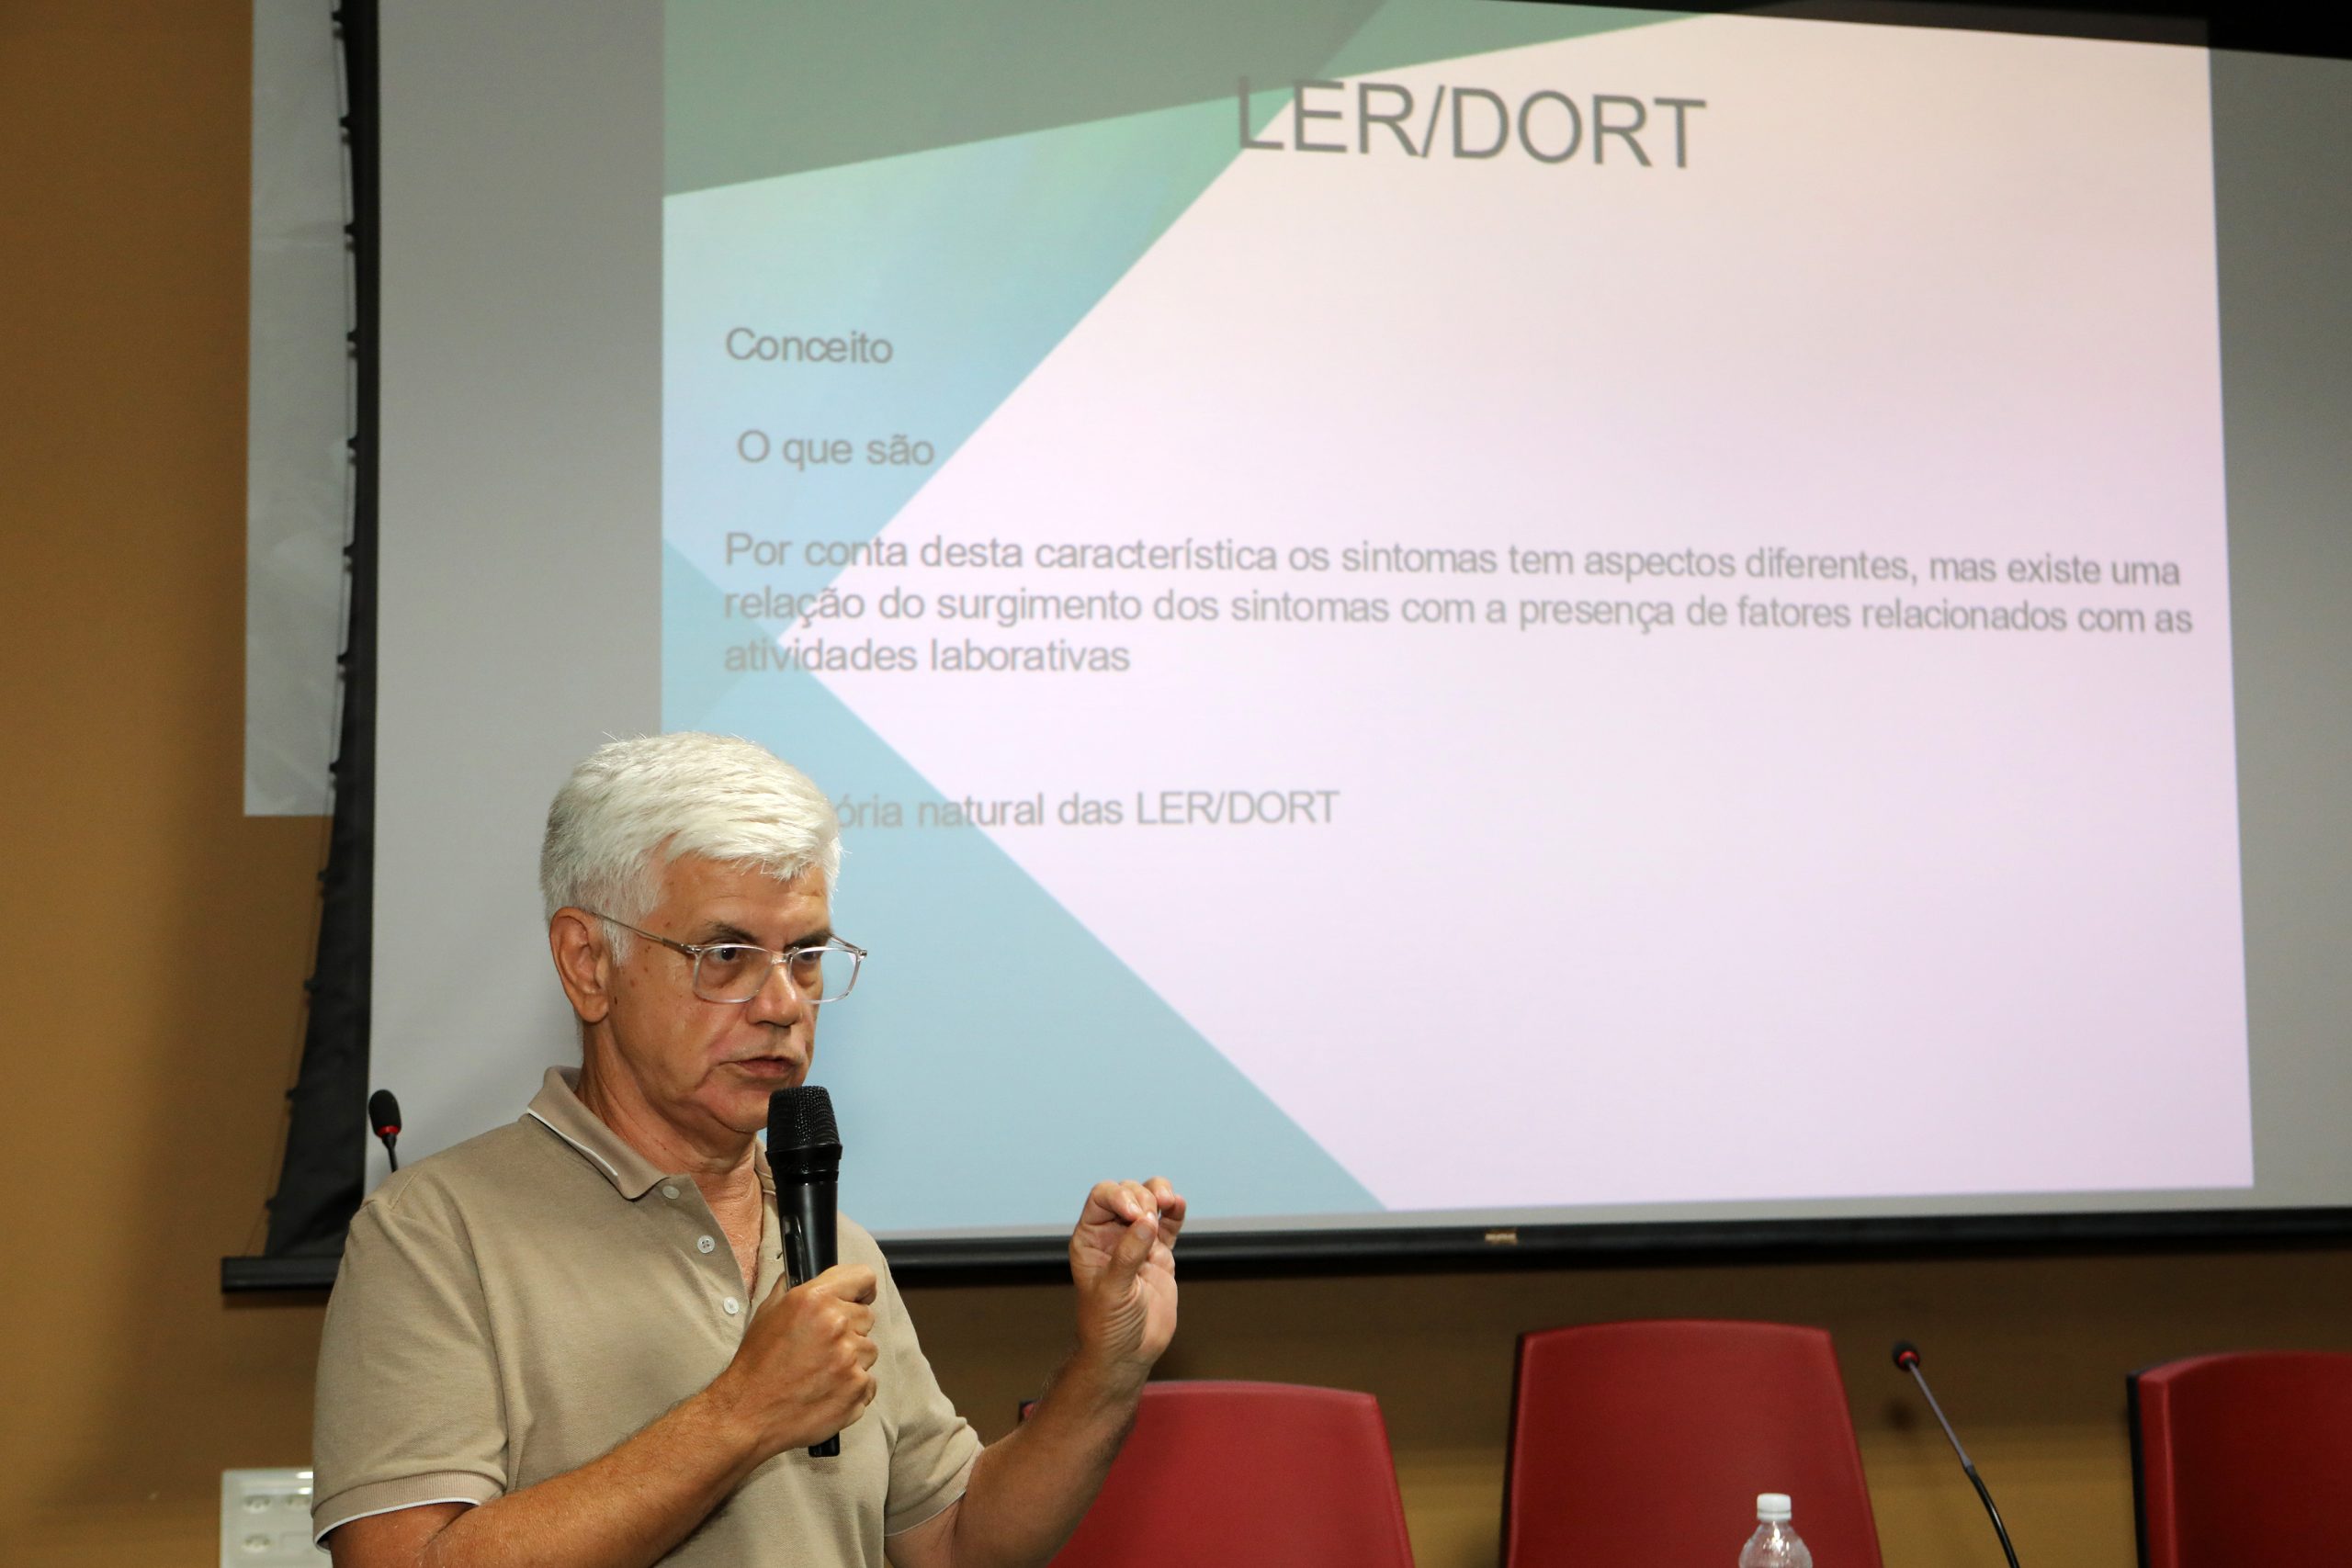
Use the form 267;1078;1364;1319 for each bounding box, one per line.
1027;1380;1416;1568
2131;1350;2352;1567
1504;1319;1883;1568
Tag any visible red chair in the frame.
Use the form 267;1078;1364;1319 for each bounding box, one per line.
1023;1380;1416;1568
2130;1350;2352;1567
1503;1319;1884;1568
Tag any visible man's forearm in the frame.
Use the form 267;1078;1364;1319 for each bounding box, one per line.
931;1351;1148;1568
891;1178;1182;1568
335;1266;882;1568
341;1388;763;1568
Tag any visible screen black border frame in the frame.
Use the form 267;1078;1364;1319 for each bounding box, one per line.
222;0;2352;1294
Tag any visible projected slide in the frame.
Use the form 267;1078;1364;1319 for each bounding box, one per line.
661;2;2250;1234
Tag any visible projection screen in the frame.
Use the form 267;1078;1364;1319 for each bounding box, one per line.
369;0;2352;1264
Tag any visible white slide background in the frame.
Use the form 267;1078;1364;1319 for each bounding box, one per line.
768;18;2253;1212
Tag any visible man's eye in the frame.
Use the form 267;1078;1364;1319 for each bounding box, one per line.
707;945;754;965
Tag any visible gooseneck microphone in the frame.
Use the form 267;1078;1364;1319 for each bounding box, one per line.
768;1085;844;1459
1893;1340;2022;1568
368;1089;402;1173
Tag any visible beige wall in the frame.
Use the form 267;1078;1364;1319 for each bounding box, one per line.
3;5;2346;1564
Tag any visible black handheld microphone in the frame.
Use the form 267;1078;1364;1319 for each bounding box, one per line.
368;1089;402;1173
1893;1340;2022;1568
768;1085;843;1459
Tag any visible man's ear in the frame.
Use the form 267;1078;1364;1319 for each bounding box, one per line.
548;908;615;1023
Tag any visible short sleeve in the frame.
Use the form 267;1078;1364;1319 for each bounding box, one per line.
869;1247;982;1536
311;1179;508;1542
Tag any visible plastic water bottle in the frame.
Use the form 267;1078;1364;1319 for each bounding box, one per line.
1737;1493;1814;1568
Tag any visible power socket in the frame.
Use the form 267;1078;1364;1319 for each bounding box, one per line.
220;1469;330;1566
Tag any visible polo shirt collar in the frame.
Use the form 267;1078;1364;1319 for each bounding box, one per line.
525;1066;775;1201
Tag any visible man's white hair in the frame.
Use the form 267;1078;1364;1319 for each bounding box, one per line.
540;733;841;948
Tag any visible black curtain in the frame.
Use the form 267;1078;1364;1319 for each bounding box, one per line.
264;0;379;1257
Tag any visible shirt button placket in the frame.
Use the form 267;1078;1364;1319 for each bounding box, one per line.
658;1179;735;1321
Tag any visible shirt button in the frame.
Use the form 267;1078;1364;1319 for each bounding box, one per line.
662;1184;680;1201
722;1296;741;1315
697;1235;716;1254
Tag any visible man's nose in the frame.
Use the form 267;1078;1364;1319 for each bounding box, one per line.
743;956;812;1024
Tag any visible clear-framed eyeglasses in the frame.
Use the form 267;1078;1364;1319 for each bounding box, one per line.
588;913;865;1006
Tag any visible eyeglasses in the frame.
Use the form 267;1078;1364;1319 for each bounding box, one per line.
588;913;865;1006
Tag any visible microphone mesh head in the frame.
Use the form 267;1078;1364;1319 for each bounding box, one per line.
368;1089;402;1136
767;1085;841;1156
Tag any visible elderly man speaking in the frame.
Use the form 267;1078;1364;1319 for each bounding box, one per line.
312;732;1183;1567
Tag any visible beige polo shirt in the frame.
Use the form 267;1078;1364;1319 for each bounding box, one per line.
311;1067;979;1562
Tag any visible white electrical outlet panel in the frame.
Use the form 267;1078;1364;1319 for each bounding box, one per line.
220;1469;330;1566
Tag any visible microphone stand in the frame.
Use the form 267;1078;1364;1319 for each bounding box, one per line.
1898;1354;2021;1568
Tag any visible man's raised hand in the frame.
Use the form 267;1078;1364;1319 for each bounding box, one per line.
1068;1178;1185;1380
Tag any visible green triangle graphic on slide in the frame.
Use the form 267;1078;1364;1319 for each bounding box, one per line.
664;547;1379;1231
668;0;1687;192
662;1;1689;620
663;94;1248;602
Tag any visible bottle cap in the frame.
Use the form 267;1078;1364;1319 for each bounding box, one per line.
1757;1494;1792;1522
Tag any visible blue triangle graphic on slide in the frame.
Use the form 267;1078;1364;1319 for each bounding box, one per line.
665;551;1378;1232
